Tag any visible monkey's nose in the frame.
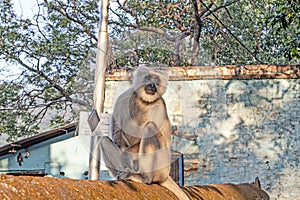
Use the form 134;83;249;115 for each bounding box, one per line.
145;83;157;94
149;83;156;90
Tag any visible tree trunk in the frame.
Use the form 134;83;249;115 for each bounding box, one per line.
191;21;200;66
191;1;202;66
173;32;189;66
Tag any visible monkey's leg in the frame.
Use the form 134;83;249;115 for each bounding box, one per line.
100;136;143;182
138;124;190;199
160;176;190;200
121;150;144;183
100;136;122;177
138;122;171;184
100;136;132;179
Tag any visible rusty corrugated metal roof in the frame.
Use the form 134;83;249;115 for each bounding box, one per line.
0;122;78;157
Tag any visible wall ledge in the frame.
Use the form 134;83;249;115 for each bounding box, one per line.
106;65;300;81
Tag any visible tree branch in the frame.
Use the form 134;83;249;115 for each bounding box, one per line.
116;0;140;26
43;0;98;42
137;26;177;42
203;0;238;18
7;52;89;107
199;0;264;63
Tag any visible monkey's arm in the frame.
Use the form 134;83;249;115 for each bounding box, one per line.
111;117;123;147
111;116;141;152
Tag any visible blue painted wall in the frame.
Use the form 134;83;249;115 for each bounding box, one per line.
0;131;90;179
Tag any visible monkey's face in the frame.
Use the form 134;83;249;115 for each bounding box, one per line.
144;75;159;95
132;66;168;103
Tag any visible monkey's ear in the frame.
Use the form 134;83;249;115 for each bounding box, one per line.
133;65;149;78
156;70;169;83
132;66;150;91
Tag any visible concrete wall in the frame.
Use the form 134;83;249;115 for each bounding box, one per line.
103;65;299;200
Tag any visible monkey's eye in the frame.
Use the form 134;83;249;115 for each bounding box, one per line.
144;75;160;85
144;75;152;82
155;79;161;85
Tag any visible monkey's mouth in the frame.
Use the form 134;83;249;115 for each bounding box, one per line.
145;83;157;95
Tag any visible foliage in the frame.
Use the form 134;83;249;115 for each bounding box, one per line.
0;0;298;141
266;0;300;60
0;0;97;141
110;0;299;66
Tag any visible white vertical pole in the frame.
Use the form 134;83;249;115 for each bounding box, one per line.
89;0;109;180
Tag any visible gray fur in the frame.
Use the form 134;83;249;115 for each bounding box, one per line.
100;66;189;199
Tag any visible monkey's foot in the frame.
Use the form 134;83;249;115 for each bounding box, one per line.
126;174;144;183
116;168;130;179
115;167;143;183
117;173;143;183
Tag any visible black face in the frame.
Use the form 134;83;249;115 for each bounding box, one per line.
144;75;160;95
145;83;157;95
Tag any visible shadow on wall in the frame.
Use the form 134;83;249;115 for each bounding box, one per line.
172;78;299;199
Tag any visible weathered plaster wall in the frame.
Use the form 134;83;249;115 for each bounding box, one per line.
103;65;299;200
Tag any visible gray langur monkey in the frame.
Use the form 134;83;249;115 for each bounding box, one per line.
100;66;189;200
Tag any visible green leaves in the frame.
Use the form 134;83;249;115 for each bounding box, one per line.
110;0;299;66
0;81;40;141
0;0;97;141
266;0;299;60
0;0;299;142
